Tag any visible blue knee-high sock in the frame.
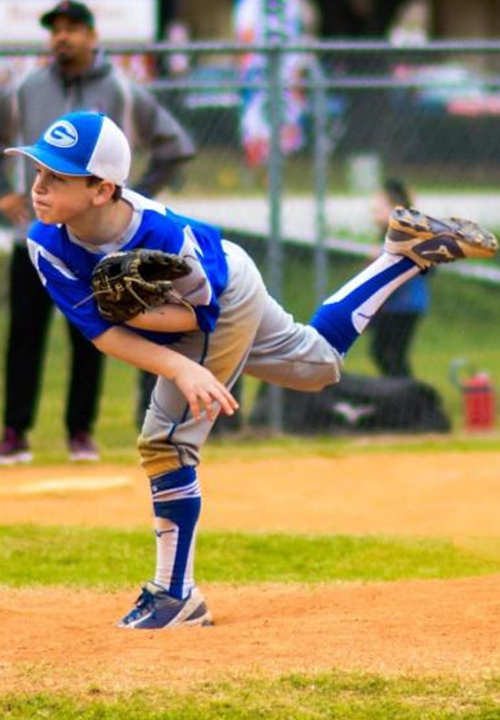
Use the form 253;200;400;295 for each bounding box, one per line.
310;254;418;355
151;466;201;600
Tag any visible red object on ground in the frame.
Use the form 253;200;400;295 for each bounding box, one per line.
463;372;496;430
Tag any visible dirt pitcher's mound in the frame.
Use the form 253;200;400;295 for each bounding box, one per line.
2;452;500;537
2;576;500;693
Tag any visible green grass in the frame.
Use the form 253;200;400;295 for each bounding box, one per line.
3;672;500;719
1;525;499;587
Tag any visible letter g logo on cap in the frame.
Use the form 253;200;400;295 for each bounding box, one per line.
44;120;78;148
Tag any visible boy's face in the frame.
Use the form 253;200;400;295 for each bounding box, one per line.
31;164;100;225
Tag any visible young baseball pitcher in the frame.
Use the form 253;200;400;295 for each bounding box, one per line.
7;111;497;629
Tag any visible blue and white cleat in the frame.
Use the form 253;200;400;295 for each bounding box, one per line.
117;582;213;629
385;206;498;270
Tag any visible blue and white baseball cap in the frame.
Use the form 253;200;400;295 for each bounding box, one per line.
5;111;131;186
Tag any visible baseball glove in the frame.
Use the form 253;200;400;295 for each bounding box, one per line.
90;249;192;323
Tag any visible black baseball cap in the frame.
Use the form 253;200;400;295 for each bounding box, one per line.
40;1;95;29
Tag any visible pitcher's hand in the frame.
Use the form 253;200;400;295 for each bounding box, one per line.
170;357;239;421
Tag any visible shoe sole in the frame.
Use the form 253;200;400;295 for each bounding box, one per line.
119;612;213;630
170;609;214;628
118;588;213;630
0;451;33;466
385;207;498;269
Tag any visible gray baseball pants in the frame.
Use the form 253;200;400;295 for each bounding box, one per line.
138;241;342;476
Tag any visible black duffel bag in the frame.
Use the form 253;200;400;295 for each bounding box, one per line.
249;374;451;434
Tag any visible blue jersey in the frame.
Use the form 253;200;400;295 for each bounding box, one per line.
26;190;229;343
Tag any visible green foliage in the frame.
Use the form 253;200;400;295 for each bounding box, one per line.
0;525;499;587
2;672;500;719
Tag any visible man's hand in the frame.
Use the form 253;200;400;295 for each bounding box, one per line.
0;193;30;224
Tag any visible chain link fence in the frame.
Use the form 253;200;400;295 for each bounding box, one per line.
1;40;500;435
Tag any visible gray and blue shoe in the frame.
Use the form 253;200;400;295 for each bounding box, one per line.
118;582;213;629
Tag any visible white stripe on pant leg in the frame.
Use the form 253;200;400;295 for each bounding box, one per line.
154;515;198;597
351;264;419;333
154;517;179;590
182;526;198;599
323;253;418;305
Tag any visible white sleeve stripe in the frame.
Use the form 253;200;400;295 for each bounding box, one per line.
27;238;78;285
183;225;204;256
171;228;213;306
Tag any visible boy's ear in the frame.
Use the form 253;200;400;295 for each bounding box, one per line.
92;180;116;205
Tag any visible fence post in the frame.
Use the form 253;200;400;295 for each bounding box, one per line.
265;1;285;431
312;58;328;305
267;42;283;304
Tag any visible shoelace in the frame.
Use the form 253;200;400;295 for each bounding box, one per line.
128;587;156;620
127;585;183;623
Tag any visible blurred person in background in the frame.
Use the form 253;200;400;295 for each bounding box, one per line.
0;0;195;464
369;178;430;378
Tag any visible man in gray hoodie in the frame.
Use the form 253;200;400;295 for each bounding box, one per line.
0;0;195;464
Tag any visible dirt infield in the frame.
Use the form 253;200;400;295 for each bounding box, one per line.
1;450;500;690
2;576;500;693
2;451;500;536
